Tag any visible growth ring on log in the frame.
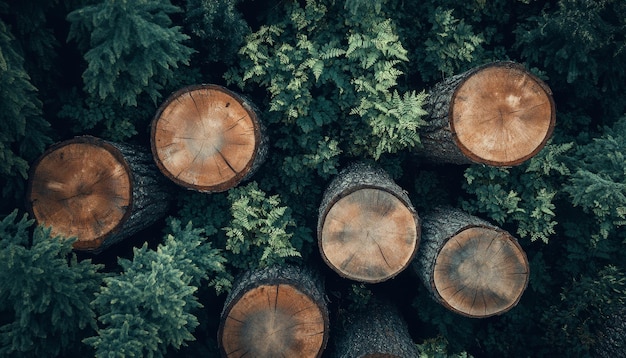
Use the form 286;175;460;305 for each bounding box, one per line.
321;188;418;283
218;265;329;358
26;137;132;251
221;284;326;357
450;62;555;166
318;163;420;283
433;226;529;317
151;84;265;192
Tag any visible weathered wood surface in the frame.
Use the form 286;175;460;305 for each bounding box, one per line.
151;84;268;192
419;61;556;166
593;307;626;358
412;206;529;318
26;135;171;253
318;162;420;283
330;299;420;358
218;264;329;358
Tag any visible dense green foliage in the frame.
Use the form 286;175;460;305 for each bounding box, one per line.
172;181;311;294
63;0;196;141
0;17;51;202
462;142;573;243
85;219;225;358
0;211;102;358
1;0;626;356
66;0;194;107
183;0;249;70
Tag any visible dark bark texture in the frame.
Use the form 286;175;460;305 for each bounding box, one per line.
593;307;626;358
104;139;173;251
330;299;420;358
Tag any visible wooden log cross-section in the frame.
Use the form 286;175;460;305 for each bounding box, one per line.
26;136;171;253
318;162;420;283
218;265;329;358
419;61;556;166
151;84;268;192
412;206;529;318
330;299;420;358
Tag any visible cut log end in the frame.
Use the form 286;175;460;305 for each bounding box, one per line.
433;226;529;317
451;62;555;166
26;137;132;251
320;188;418;283
151;84;261;192
220;284;327;358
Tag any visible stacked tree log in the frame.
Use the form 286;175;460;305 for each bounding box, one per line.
217;265;329;358
317;162;420;283
150;84;268;192
26;136;171;253
25;61;552;354
330;299;420;357
419;61;555;166
26;84;267;253
412;206;530;318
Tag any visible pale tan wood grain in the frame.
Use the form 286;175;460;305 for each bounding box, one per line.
221;284;326;358
451;65;554;165
152;85;258;192
433;227;529;317
321;188;418;283
28;141;131;250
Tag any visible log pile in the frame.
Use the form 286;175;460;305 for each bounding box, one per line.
330;299;420;357
25;61;551;355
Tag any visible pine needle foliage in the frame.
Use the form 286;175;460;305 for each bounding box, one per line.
66;0;195;107
85;218;225;358
0;19;51;201
515;0;626;120
0;0;60;87
541;265;626;356
565;117;626;240
57;90;140;141
184;0;249;68
57;66;203;142
0;210;103;358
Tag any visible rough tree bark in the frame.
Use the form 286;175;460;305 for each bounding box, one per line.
330;299;420;358
318;162;420;283
26;136;171;253
593;307;626;358
218;264;329;358
151;84;268;192
419;61;556;166
412;206;529;318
